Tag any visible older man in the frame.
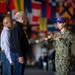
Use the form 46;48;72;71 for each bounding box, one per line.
9;11;30;75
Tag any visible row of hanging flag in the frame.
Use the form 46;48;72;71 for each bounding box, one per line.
0;0;75;38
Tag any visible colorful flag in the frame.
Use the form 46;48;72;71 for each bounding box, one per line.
31;0;42;22
27;13;39;24
10;9;16;20
13;0;24;12
59;5;73;19
24;0;32;13
0;0;7;13
39;15;47;31
32;9;41;22
41;1;46;18
64;0;75;7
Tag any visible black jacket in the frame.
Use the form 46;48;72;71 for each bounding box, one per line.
9;21;30;57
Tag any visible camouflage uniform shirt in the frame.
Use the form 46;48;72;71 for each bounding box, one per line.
47;29;74;75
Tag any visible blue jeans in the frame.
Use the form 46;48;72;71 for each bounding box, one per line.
1;52;11;75
11;52;25;75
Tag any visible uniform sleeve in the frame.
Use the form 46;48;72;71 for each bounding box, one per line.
44;34;56;48
60;32;74;47
65;33;74;46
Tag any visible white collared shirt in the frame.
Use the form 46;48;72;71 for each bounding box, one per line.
1;27;12;63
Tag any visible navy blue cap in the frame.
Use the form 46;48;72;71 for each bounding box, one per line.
56;17;66;23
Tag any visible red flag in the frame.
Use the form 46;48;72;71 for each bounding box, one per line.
0;0;7;13
32;3;41;9
31;0;42;22
9;0;15;10
46;0;52;19
33;15;39;22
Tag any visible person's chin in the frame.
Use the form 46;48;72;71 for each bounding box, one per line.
58;28;61;30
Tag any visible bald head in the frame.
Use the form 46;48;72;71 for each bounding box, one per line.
3;17;12;27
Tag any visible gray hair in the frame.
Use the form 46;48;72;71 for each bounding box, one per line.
15;11;26;20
